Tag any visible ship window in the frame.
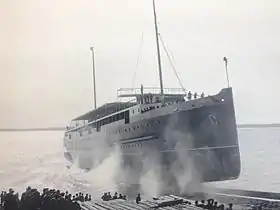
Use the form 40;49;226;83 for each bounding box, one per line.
128;128;131;132
136;124;140;128
157;106;159;108
138;108;140;112
79;131;82;136
69;134;71;139
132;110;134;114
124;128;127;132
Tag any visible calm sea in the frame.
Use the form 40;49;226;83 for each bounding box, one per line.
0;128;279;197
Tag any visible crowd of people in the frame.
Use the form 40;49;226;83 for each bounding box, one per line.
101;191;127;201
0;187;91;210
194;199;232;210
1;187;279;210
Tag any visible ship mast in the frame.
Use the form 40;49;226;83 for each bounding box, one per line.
152;0;164;96
90;46;97;109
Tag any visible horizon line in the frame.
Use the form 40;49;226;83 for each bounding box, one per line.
0;123;280;131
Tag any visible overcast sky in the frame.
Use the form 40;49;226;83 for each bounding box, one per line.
1;0;280;128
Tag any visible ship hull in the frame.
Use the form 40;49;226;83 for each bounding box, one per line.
64;88;240;183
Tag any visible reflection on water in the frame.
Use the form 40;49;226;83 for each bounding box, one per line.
0;128;280;198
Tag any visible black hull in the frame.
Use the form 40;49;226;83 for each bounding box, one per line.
118;88;240;183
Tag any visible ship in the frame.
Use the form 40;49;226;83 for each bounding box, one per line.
63;0;241;185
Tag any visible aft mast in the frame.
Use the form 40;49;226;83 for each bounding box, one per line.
152;0;164;96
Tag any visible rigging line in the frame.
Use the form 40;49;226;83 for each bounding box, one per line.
158;34;186;92
132;31;145;89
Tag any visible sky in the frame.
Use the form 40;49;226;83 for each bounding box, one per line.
1;0;280;128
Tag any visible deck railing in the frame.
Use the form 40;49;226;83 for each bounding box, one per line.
117;87;186;97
